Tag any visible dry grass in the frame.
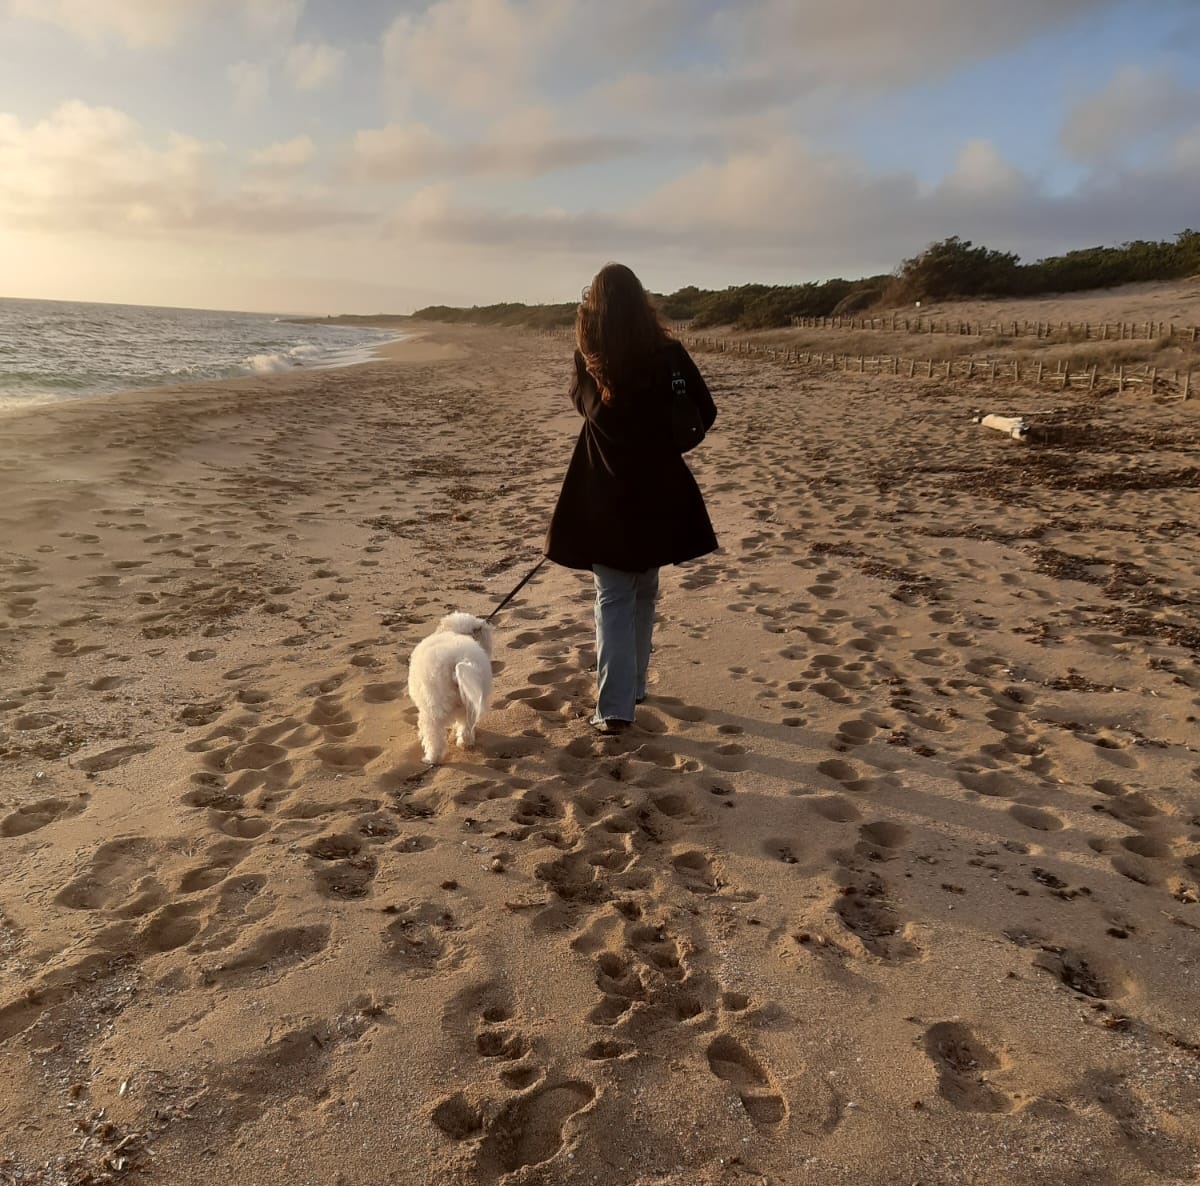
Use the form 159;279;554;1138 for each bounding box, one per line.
689;325;1196;377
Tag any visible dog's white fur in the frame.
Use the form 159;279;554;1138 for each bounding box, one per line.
407;612;494;764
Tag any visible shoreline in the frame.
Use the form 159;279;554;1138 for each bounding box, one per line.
0;328;473;423
0;321;417;419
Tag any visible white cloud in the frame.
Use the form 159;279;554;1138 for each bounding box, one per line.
1175;126;1200;170
938;139;1031;203
251;134;315;170
9;0;211;47
1060;65;1200;162
243;0;304;38
635;141;924;248
392;183;634;254
9;0;307;47
388;133;1200;280
589;0;1115;126
0;101;360;235
228;60;271;107
351;117;639;180
287;41;345;91
714;0;1114;91
382;0;570;111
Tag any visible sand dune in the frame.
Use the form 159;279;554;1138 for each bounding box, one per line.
1;311;1198;1186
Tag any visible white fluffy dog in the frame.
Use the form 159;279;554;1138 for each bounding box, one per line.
407;612;494;764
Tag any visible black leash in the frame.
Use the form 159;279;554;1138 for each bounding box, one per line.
486;557;548;622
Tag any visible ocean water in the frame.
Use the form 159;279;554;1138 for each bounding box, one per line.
0;297;404;412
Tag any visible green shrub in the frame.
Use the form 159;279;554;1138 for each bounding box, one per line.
409;230;1200;330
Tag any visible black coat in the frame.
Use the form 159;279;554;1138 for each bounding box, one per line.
545;341;718;573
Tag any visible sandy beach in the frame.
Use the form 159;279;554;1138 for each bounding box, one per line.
2;299;1199;1185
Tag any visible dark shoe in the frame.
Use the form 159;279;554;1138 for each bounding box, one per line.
592;718;632;735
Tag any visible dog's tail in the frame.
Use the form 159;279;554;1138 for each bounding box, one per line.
454;659;488;732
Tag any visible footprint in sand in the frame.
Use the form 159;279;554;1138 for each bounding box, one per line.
923;1022;1012;1113
74;742;153;773
833;873;919;962
1008;804;1065;832
587;950;646;1026
140;901;203;953
382;901;466;976
200;924;330;988
0;795;88;837
807;795;861;823
434;1081;595;1177
1033;945;1130;1001
857;820;909;854
671;849;720;894
54;837;160;912
305;833;378;900
706;1034;788;1125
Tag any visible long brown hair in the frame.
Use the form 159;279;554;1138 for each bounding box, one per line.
576;263;671;405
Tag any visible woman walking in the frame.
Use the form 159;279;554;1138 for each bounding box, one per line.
545;263;718;733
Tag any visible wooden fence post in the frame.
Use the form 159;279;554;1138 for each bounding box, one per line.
1118;366;1125;392
1185;370;1192;399
1036;361;1044;383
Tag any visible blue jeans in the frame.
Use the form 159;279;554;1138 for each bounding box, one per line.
592;564;659;724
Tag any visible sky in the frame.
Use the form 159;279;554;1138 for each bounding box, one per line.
1;0;1199;314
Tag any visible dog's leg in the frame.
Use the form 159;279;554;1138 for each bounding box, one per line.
453;705;475;749
417;710;446;765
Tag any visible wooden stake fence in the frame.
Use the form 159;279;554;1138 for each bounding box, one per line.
533;325;1193;397
675;334;1192;396
784;314;1200;342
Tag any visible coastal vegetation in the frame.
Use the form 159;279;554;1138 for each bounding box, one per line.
409;229;1200;331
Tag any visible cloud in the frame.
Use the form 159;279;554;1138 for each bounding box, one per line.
584;0;1122;140
0;101;361;235
350;118;640;180
1175;126;1200;170
286;40;345;90
391;183;639;254
388;133;1200;280
714;0;1115;91
243;0;304;38
9;0;211;47
252;134;315;170
938;139;1031;203
8;0;307;47
1060;65;1200;162
228;60;271;107
382;0;570;111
